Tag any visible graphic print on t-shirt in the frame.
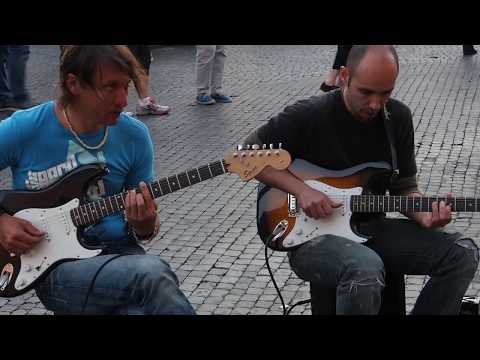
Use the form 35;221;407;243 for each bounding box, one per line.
24;141;107;195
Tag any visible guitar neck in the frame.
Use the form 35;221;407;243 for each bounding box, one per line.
71;160;228;227
351;195;480;213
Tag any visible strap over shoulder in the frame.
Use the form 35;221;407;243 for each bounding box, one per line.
381;102;399;182
382;103;398;170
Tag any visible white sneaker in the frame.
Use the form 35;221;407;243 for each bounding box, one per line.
135;97;170;116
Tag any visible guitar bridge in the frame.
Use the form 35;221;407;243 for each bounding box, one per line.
288;193;298;217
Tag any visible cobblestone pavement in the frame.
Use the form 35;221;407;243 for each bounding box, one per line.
0;45;479;315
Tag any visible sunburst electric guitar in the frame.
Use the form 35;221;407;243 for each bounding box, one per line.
0;146;291;297
258;159;480;251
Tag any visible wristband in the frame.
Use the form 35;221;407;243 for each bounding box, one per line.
131;219;160;243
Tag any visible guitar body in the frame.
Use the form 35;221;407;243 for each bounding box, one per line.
0;164;107;297
257;160;393;251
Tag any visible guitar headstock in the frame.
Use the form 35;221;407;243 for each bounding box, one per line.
224;143;291;181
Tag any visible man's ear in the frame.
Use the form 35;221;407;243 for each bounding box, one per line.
338;66;349;88
65;73;80;95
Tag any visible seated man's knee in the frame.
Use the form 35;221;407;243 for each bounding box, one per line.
133;256;180;287
453;238;479;276
342;250;385;288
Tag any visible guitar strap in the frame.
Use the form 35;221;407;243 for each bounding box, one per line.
382;103;399;184
0;192;5;216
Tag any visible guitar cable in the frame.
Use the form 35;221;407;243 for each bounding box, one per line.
264;220;311;315
80;253;129;315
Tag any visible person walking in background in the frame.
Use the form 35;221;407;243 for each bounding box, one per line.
126;45;170;116
320;45;353;92
462;45;477;56
0;45;36;112
195;45;232;105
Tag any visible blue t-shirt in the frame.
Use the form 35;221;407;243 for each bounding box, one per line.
0;101;155;244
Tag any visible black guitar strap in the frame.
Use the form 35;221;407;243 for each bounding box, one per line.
382;102;399;183
0;192;5;216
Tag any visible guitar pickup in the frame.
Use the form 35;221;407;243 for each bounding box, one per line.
288;193;298;217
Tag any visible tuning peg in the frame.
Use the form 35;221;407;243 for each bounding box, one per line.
252;144;260;150
269;143;274;150
279;143;282;149
237;145;243;151
262;144;267;150
246;144;251;150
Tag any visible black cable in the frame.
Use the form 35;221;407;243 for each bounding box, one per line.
80;253;129;315
286;299;312;315
264;224;311;315
264;242;287;314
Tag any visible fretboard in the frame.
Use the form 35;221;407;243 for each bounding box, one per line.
350;195;480;213
70;160;227;227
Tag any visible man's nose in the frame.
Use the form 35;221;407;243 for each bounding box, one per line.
368;96;383;111
116;87;128;108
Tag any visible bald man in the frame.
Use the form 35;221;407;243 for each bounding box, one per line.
245;45;479;315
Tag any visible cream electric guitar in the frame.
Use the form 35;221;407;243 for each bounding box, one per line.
0;146;291;297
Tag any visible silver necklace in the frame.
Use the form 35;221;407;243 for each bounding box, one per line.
63;108;109;151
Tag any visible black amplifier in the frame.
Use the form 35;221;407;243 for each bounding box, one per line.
460;296;479;315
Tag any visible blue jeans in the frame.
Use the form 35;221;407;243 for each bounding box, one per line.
0;45;31;104
288;218;479;315
35;240;195;315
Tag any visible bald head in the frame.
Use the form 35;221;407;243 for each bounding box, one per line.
338;45;399;124
346;45;399;80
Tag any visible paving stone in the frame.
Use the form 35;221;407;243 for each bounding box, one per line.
213;307;233;315
11;310;28;315
231;308;250;315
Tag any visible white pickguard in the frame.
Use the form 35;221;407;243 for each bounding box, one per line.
12;199;102;291
282;180;365;248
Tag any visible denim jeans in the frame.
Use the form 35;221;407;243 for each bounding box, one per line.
35;240;195;315
0;45;31;104
288;218;479;315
